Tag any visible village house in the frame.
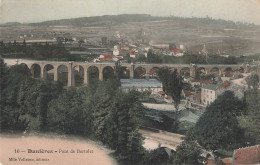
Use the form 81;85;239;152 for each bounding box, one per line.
168;48;184;56
183;90;194;100
201;81;245;105
97;54;123;62
201;83;222;105
130;50;136;58
164;95;173;103
156;90;174;104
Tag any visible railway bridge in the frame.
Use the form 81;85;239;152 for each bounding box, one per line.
4;59;259;87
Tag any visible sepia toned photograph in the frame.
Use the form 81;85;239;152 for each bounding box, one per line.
0;0;260;164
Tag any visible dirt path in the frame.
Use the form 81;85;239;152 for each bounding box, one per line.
231;73;250;87
0;135;116;165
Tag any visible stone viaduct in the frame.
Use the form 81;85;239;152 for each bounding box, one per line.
10;59;259;87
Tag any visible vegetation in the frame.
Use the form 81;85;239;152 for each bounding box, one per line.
173;136;202;165
171;75;260;164
137;50;259;65
246;74;259;92
239;74;260;144
146;49;163;63
144;147;171;165
0;60;149;165
158;67;183;105
1;40;258;64
194;91;246;151
0;41;71;61
1;56;260;164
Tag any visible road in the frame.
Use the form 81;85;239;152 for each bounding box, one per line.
231;73;250;88
142;103;176;111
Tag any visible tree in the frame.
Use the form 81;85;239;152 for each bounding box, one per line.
78;39;85;47
115;90;145;165
146;49;163;63
239;74;260;145
64;38;69;44
158;67;170;92
56;37;64;44
0;64;31;132
173;138;202;165
158;68;183;130
158;68;183;105
91;80;118;143
0;57;6;81
240;89;260;144
194;91;246;151
22;39;26;47
246;74;259;92
144;148;170;165
47;87;90;135
17;79;63;132
169;69;183;105
91;81;145;164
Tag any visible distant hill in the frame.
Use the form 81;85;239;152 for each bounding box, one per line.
1;22;23;26
30;14;168;26
1;14;258;29
30;14;259;28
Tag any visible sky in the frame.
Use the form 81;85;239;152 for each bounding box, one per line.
0;0;260;24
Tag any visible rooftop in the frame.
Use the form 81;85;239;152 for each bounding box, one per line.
120;79;162;88
183;90;194;96
205;159;217;165
233;145;260;165
195;92;201;98
191;79;213;83
202;83;219;91
165;95;172;100
158;91;165;95
221;158;232;164
221;81;231;88
169;48;183;53
99;54;114;61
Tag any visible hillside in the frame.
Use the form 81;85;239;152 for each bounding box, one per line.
30;14;167;26
1;14;258;29
1;14;260;56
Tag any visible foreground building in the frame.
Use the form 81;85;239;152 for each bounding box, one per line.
232;145;260;165
120;79;163;94
201;81;245;105
215;145;260;165
201;84;219;105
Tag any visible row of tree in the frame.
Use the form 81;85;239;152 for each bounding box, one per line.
0;41;71;61
138;49;258;64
